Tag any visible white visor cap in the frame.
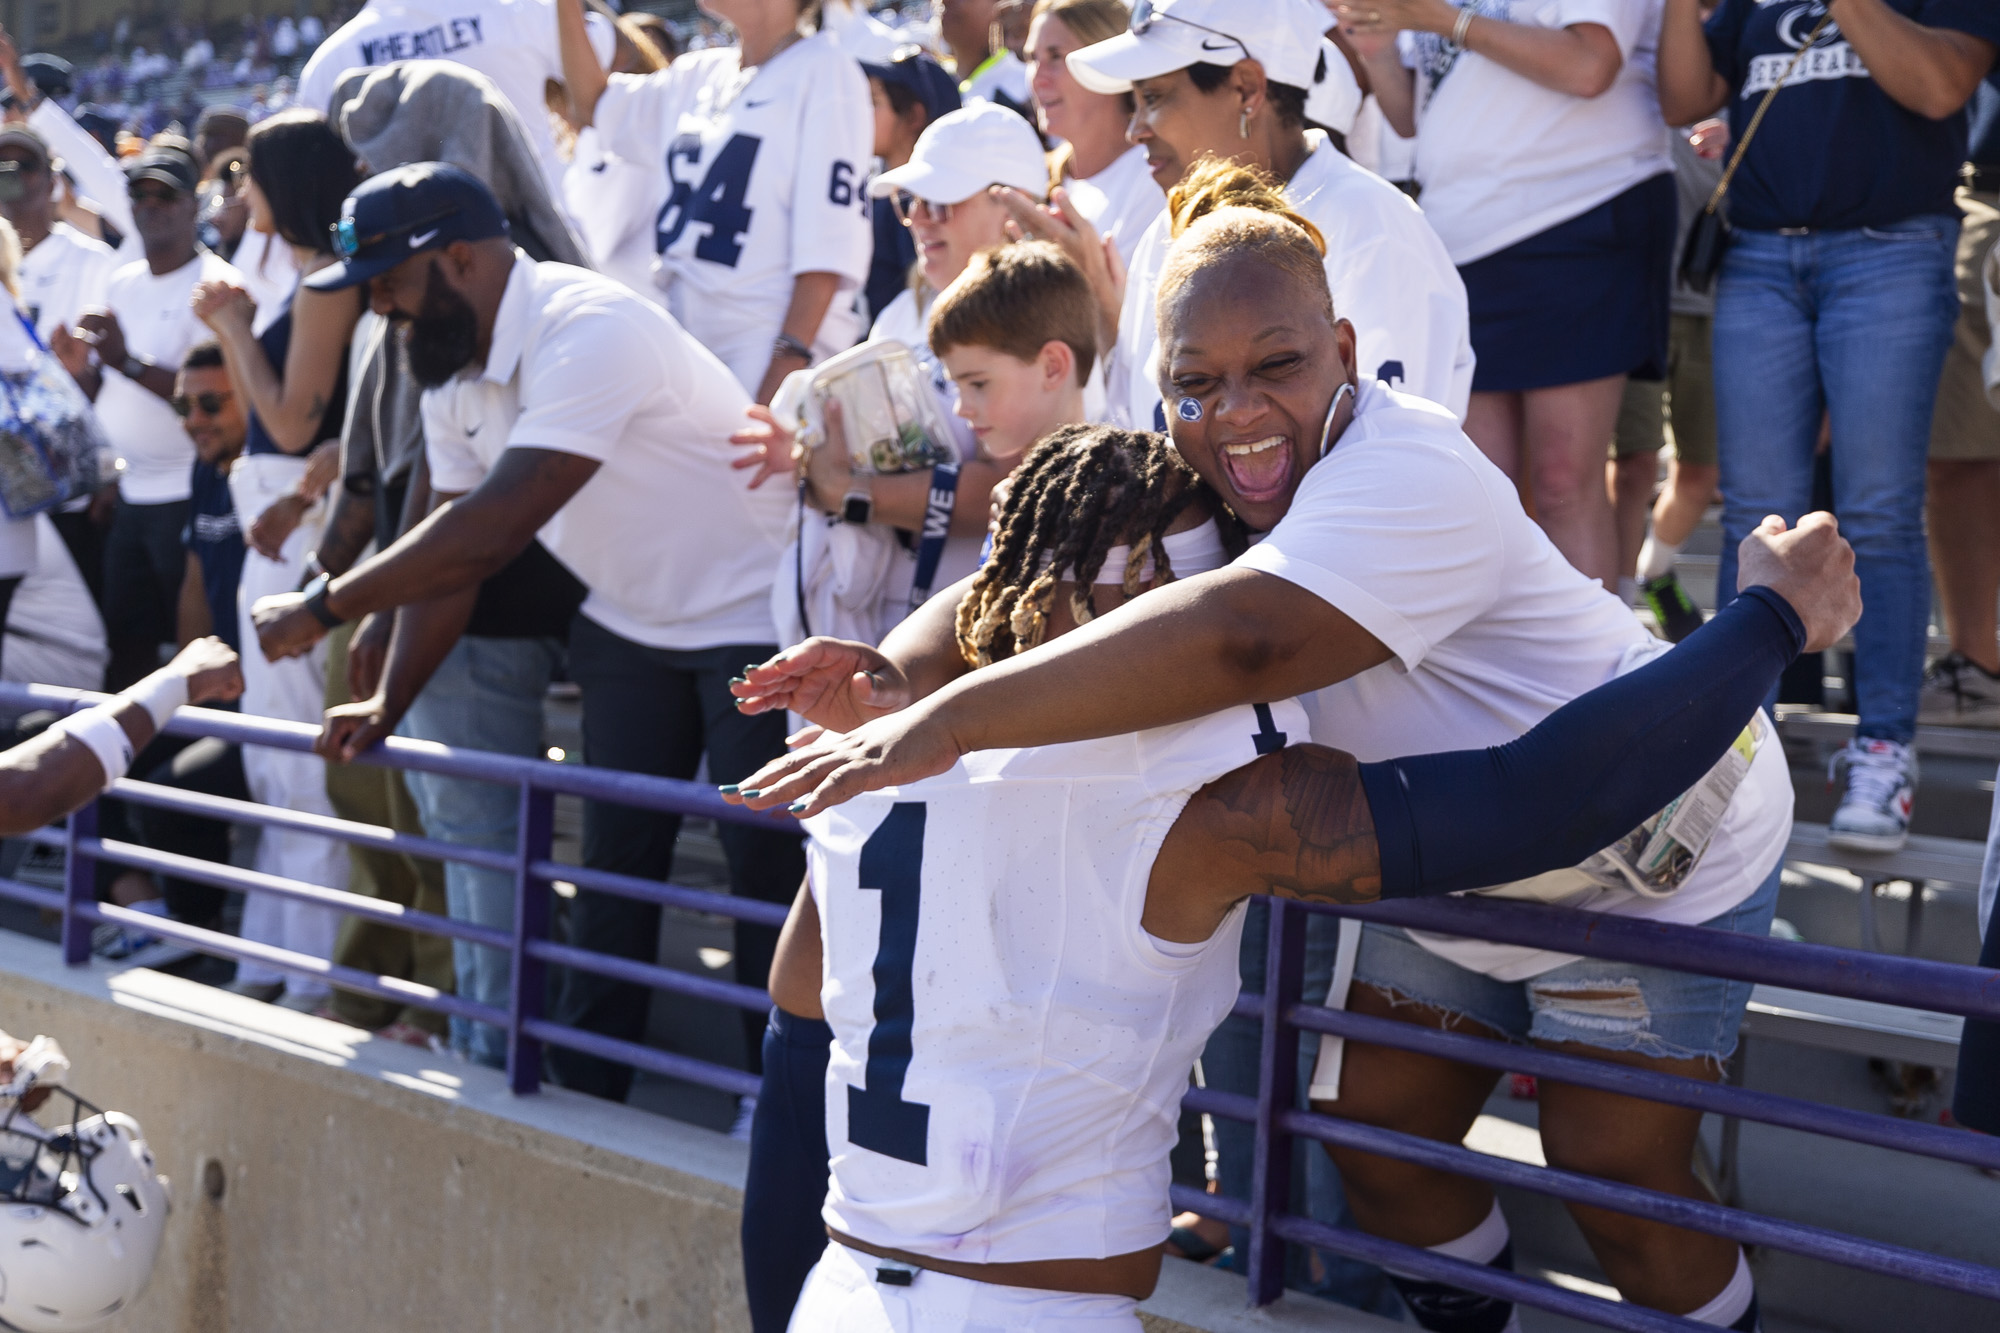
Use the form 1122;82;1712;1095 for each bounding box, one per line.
867;101;1050;206
1068;0;1362;135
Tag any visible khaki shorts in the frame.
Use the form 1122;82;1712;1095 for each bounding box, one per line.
1611;312;1717;465
1929;187;2000;462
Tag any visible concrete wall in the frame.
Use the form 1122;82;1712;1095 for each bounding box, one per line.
0;932;1393;1333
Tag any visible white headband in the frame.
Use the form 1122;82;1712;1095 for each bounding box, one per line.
1088;518;1227;585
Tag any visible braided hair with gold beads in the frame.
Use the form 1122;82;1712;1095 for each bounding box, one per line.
955;424;1245;667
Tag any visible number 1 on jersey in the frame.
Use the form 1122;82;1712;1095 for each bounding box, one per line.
848;801;931;1165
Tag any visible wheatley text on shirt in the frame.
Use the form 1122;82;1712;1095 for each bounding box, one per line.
357;16;484;65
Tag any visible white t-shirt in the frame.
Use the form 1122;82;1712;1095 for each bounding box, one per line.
295;0;595;196
3;514;104;688
562;126;665;302
97;251;245;505
1236;379;1791;975
806;698;1310;1263
422;255;792;649
1401;0;1673;265
594;33;875;396
1110;134;1474;430
1063;145;1165;271
18;224;116;341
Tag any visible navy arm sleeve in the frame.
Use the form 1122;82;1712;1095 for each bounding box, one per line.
1359;586;1806;899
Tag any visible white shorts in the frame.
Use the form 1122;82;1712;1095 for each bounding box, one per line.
786;1242;1143;1332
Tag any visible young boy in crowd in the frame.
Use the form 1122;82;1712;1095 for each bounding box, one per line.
762;237;1103;653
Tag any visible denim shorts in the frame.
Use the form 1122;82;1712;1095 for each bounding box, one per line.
1350;862;1782;1065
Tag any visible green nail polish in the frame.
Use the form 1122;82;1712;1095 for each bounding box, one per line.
729;675;747;686
740;788;760;799
718;784;739;795
788;801;809;814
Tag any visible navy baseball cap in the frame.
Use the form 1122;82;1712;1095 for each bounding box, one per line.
306;161;510;291
860;45;960;123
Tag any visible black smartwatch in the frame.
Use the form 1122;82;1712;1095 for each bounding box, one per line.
300;572;347;630
841;489;872;525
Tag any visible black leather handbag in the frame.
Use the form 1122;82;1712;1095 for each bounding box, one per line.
1678;10;1834;295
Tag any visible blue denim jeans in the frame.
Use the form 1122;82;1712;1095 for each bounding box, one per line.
1712;217;1959;743
398;634;565;1066
1201;901;1399;1316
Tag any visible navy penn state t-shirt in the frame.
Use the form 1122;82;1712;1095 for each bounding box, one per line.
1704;0;2000;231
184;459;245;651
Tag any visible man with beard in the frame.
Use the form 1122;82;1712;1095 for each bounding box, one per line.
252;164;801;1102
52;140;243;689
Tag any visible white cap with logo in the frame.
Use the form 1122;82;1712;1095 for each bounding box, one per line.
867;101;1050;206
1067;0;1362;135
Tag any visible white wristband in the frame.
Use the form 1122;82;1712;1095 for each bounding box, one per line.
52;707;135;791
123;669;189;732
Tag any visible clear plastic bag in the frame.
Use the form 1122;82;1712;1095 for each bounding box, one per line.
770;338;958;475
0;317;104;519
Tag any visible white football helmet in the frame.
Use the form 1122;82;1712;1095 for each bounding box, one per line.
0;1041;171;1333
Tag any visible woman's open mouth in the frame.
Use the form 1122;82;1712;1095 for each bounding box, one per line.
1217;434;1294;504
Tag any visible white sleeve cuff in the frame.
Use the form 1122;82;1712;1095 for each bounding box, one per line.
53;707;134;791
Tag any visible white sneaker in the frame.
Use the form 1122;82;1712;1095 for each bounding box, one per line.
1828;739;1917;852
1916;653;2000;727
728;1095;758;1142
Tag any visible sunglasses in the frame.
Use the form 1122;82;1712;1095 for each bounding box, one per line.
331;206;458;262
1127;0;1250;62
170;390;232;418
129;183;183;206
891;191;956;226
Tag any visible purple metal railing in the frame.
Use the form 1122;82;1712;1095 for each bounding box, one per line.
0;682;1996;1328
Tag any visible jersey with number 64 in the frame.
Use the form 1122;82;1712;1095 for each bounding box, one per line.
803;698;1310;1264
592;32;873;395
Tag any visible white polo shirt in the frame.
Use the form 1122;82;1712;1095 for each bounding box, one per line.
421;255;793;650
97;250;245;505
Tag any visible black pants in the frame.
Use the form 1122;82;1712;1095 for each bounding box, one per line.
104;497;190;690
548;617;803;1103
49;507;108;611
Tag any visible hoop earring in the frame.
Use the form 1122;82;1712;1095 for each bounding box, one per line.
1239;108;1251;140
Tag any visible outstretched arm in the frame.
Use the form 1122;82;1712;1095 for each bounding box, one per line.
0;638;243;837
1148;575;1831;942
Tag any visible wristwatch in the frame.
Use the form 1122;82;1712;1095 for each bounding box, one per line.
300;572;346;630
120;353;149;381
841;486;872;525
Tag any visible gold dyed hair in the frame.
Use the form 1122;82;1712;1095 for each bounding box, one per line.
1158;157;1334;326
928;240;1098;385
954;425;1243;666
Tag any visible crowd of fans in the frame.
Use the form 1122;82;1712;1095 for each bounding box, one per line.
0;0;1991;1329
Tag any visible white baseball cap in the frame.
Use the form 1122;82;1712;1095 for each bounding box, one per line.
867;101;1049;206
1067;0;1361;134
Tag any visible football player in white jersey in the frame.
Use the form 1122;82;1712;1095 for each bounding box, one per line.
726;423;1855;1330
557;0;875;404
